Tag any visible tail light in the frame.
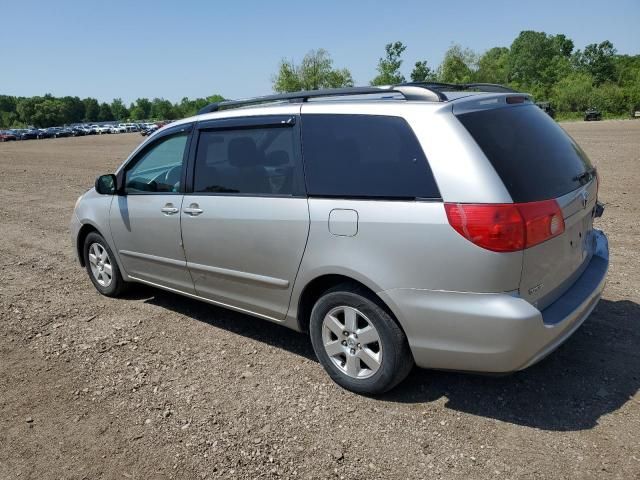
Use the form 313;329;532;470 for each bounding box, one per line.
444;200;565;253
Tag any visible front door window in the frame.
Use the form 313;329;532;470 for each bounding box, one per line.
125;134;188;193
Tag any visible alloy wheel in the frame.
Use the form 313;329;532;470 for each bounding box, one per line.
321;306;382;379
88;242;113;287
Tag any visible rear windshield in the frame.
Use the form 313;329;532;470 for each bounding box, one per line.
456;104;593;202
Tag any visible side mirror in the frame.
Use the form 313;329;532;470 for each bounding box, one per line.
95;174;117;195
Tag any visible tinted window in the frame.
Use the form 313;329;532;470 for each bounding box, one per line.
301;114;439;199
194;126;299;195
125;133;188;193
456;104;593;202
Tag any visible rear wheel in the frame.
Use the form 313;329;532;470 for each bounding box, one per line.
309;285;413;395
83;232;127;297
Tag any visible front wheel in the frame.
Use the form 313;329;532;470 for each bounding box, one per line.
309;285;414;395
83;232;128;297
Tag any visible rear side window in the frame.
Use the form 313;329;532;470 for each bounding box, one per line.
193;126;300;196
301;114;440;199
456;104;593;202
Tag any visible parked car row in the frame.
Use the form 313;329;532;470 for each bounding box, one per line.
139;123;161;136
0;122;171;142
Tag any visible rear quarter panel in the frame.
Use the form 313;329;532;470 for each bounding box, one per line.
287;198;523;325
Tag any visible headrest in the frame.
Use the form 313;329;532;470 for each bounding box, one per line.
228;137;262;168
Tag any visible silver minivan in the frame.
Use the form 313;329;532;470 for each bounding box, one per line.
71;84;609;394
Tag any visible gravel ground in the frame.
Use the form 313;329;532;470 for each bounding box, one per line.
0;123;639;480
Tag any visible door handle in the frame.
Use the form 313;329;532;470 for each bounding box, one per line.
183;203;203;216
161;204;179;215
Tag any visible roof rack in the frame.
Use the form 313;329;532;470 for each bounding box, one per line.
398;82;519;93
197;82;519;115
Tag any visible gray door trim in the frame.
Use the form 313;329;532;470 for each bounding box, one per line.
186;261;290;289
119;249;187;268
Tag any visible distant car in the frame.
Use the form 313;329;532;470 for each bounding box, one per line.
0;130;17;142
536;102;555;119
584;108;602;121
95;125;111;134
630;106;640;119
14;129;39;140
70;127;86;136
8;129;24;140
140;124;159;136
45;127;72;138
36;129;52;139
111;125;127;134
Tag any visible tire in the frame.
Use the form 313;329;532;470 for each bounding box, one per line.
309;284;414;395
83;232;128;297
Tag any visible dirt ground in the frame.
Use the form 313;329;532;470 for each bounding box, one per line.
0;122;639;480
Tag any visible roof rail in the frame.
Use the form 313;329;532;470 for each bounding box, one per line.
196;82;519;115
463;83;519;93
399;81;519;94
197;84;448;115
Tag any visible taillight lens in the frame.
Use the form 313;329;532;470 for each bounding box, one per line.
444;203;524;252
444;200;565;252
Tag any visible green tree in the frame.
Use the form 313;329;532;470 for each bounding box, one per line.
437;44;477;83
177;97;206;118
371;41;407;85
551;72;594;112
60;96;85;124
130;98;152;120
150;98;177;120
410;61;436;82
206;94;225;104
323;68;354;89
0;96;18;128
83;98;100;122
97;102;114;122
476;47;510;84
614;54;640;85
273;60;302;92
508;31;573;96
574;41;617;85
16;96;67;127
273;49;354;92
591;82;626;114
16;97;41;126
110;98;129;121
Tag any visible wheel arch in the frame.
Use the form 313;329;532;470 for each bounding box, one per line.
295;273;407;339
76;223;101;267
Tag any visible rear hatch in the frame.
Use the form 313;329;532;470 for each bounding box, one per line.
456;101;598;310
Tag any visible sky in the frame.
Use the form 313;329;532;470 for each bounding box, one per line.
1;0;638;105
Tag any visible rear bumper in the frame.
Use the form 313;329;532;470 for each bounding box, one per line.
379;229;609;372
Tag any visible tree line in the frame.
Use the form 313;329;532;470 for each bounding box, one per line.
1;30;638;128
273;31;640;118
0;95;224;129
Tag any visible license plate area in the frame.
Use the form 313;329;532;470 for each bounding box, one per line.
567;214;594;265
